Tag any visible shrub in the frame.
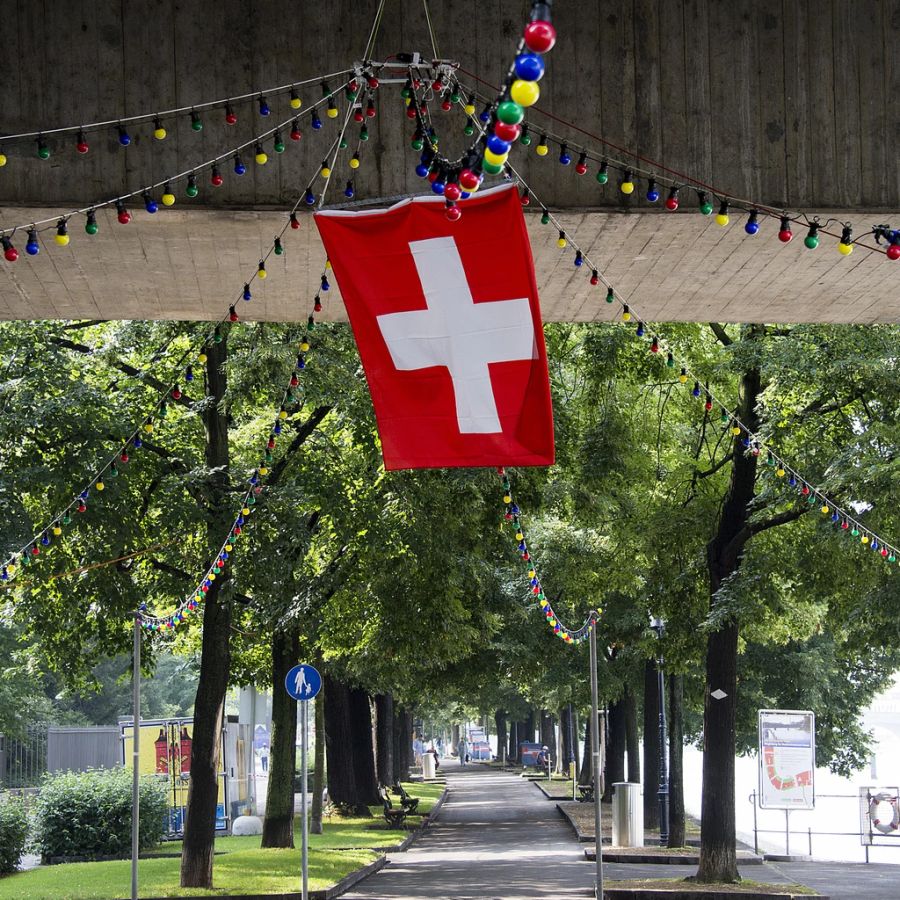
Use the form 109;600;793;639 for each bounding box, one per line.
31;768;167;862
0;795;28;874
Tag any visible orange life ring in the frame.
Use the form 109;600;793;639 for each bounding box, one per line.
868;792;900;834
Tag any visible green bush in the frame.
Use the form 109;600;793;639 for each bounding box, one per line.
31;768;167;862
0;795;28;874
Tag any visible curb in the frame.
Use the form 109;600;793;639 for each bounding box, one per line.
584;847;763;865
602;889;827;900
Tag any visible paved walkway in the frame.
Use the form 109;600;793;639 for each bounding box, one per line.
344;762;900;899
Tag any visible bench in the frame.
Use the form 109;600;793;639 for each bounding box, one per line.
577;783;595;803
392;783;420;814
378;785;408;828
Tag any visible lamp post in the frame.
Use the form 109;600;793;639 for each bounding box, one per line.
649;615;669;846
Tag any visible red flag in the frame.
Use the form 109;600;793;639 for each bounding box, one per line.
314;184;554;470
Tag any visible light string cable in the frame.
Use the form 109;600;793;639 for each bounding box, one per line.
0;78;355;242
140;85;358;631
455;78;897;257
497;465;599;645
501;157;900;564
0;69;354;147
0;88;356;584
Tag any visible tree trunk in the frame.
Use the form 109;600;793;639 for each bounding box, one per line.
624;684;640;784
643;659;660;831
324;674;364;814
539;710;554;752
560;705;576;770
393;705;412;783
451;723;460;753
667;674;685;849
603;698;626;801
578;713;592;785
181;336;231;889
375;693;395;787
261;627;299;848
494;710;507;763
697;351;763;884
349;688;378;808
523;710;535;743
507;720;518;763
311;687;325;834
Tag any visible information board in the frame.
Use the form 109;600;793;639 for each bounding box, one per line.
758;709;815;809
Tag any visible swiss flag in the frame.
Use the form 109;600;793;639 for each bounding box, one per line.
315;184;554;471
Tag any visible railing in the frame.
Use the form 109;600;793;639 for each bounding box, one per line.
748;789;900;863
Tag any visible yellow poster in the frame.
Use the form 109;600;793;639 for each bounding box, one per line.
121;719;227;835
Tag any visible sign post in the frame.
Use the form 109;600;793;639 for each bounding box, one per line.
285;664;322;900
131;611;142;900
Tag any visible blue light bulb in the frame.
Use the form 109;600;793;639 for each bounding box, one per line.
25;229;40;255
745;210;760;235
234;155;246;175
415;164;429;177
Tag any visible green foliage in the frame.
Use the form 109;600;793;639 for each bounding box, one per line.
31;769;166;861
0;796;28;875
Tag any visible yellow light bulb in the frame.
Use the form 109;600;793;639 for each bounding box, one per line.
349;157;360;169
7;564;15;575
622;311;631;322
54;233;70;246
290;97;302;110
320;165;331;177
279;410;288;419
516;531;524;540
503;494;511;503
483;148;508;166
821;505;830;514
776;467;785;477
535;144;549;157
862;535;870;544
300;341;310;352
161;192;175;206
838;242;853;256
326;107;339;119
557;237;567;248
95;481;105;491
198;352;207;364
257;268;267;280
154;126;167;140
143;423;154;433
208;572;216;581
52;526;61;536
225;543;233;552
620;180;635;195
325;259;332;269
0;153;7;167
464;103;475;115
255;151;268;165
731;426;741;436
509;79;540;107
678;374;687;383
259;466;268;476
715;213;730;226
242;507;250;516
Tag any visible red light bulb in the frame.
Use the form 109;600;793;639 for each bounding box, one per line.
778;216;793;243
493;122;521;143
210;166;223;187
444;183;461;201
887;242;900;261
665;187;679;210
459;169;479;190
116;201;131;224
75;130;89;154
2;236;18;262
290;212;300;230
523;20;557;53
225;105;237;125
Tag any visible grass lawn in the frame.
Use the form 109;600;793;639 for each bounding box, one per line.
0;848;377;898
0;782;443;899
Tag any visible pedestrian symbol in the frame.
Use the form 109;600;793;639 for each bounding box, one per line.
285;664;321;701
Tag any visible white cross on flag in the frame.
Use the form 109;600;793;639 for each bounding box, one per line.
315;184;554;470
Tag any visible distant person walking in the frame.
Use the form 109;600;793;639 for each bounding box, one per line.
458;735;469;767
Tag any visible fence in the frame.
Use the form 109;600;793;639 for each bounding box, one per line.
1;725;48;788
748;789;900;863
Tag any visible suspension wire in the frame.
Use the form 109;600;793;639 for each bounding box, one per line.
423;0;441;60
362;0;388;61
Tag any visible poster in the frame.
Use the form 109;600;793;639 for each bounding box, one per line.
121;718;228;835
758;709;815;809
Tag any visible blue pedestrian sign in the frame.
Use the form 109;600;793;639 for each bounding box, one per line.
285;664;321;701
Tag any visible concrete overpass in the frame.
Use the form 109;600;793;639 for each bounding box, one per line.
1;0;897;324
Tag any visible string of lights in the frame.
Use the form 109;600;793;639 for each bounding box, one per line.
498;159;900;565
454;78;898;259
400;0;557;220
0;99;356;589
0;79;357;252
0;69;355;160
498;467;598;645
138;84;360;631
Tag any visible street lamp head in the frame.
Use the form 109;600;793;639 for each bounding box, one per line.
649;615;665;635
